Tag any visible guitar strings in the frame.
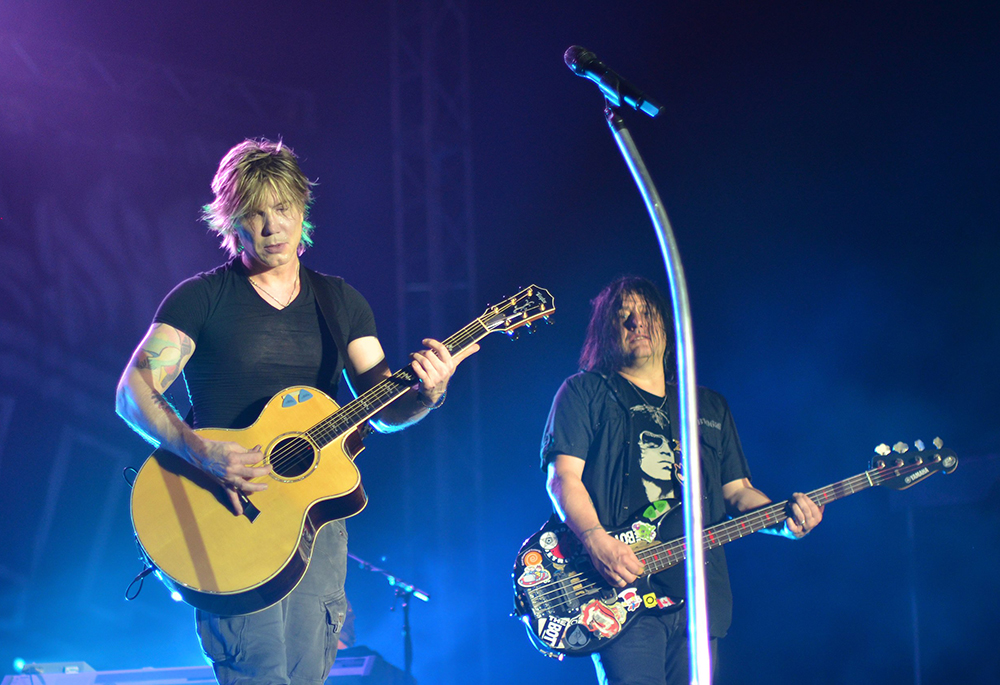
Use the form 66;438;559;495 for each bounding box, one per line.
243;310;508;478
257;324;484;475
523;458;937;613
529;460;931;612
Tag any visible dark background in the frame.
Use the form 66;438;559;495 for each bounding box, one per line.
1;1;997;683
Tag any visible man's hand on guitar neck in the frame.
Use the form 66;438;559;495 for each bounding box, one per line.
782;492;824;539
722;478;824;540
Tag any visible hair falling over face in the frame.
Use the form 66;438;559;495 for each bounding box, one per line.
579;275;675;378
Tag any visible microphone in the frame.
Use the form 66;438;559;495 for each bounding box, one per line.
564;46;663;118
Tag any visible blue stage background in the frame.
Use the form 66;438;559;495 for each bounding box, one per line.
0;1;997;683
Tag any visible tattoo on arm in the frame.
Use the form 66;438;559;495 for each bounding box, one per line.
135;327;194;390
150;390;175;414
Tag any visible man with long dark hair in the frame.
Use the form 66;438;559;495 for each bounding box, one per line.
541;275;822;684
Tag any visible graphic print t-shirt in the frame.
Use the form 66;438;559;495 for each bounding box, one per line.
625;384;685;598
626;384;682;512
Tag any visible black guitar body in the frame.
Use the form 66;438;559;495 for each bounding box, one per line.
512;504;684;659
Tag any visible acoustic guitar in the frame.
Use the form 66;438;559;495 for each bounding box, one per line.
131;285;554;614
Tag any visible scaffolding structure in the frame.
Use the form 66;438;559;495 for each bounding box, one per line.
389;1;486;680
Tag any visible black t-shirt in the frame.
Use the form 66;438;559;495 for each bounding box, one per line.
153;258;377;430
540;371;752;637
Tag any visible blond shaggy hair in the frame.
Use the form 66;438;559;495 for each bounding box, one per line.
202;139;316;257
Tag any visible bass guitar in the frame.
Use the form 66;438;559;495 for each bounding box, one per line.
513;440;957;658
131;285;554;615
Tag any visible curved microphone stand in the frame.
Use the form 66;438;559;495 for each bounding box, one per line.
603;104;712;685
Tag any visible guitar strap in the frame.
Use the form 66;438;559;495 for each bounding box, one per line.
664;384;679;450
305;267;379;439
302;267;352;386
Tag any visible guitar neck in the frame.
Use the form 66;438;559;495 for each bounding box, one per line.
636;466;898;575
304;317;492;449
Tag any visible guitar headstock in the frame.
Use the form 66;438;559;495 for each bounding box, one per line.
870;437;958;490
479;285;555;338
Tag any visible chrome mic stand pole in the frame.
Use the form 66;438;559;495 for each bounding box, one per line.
603;102;711;685
563;44;712;683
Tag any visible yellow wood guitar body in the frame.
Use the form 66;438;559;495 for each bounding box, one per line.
130;386;367;615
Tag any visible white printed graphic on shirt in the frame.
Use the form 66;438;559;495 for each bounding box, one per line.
638;429;684;500
629;403;683;501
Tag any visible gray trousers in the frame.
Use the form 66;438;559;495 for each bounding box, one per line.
196;520;349;685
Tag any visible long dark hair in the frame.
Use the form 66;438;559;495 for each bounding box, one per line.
579;275;675;377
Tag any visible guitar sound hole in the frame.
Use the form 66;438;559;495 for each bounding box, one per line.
269;436;316;479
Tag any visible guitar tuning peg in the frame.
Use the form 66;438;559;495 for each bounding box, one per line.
874;443;891;457
893;442;909;454
914;439;926;451
933;437;943;449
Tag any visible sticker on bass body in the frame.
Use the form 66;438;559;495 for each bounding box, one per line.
565;623;591;648
544;543;565;563
581;599;623;639
544;532;579;564
538;531;559;551
632;520;656;543
517;565;552;588
617;588;641;611
521;549;544;567
538;616;569;647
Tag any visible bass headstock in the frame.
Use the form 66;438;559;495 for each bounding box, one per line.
479;285;555;338
870;438;959;490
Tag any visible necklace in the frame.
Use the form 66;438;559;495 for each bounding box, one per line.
622;376;668;413
249;270;300;308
